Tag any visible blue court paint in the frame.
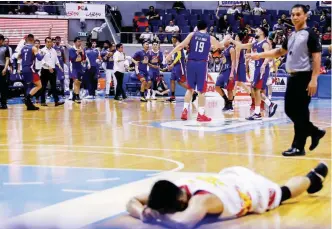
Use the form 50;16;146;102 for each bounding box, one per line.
0;165;157;218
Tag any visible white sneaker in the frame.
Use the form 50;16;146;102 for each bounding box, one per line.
85;95;94;99
146;93;151;100
151;90;157;100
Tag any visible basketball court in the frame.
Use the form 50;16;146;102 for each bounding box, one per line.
0;97;331;229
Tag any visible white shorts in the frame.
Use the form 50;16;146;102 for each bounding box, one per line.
216;166;282;219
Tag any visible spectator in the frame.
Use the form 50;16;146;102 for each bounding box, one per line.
273;18;285;31
252;2;265;16
20;1;37;15
286;27;293;37
154;75;169;96
216;14;230;33
241;2;251;15
165;20;179;34
273;30;285;45
322;26;331;45
306;5;313;18
281;14;293;28
210;57;222;72
261;18;270;31
320;11;326;23
324;45;331;70
145;6;160;21
172;1;185;10
139;26;153;42
209;26;217;38
227;5;240;15
236;14;245;30
156;26;167;43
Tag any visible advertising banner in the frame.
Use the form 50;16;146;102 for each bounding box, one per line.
65;3;105;19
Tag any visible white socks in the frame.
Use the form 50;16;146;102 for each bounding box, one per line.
199;107;205;115
264;98;271;106
183;102;189;110
255;106;260;114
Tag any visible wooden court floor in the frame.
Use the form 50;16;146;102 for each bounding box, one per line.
0;97;331;229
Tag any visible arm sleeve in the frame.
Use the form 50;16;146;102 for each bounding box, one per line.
307;29;322;53
172;51;181;65
5;47;10;58
281;36;288;51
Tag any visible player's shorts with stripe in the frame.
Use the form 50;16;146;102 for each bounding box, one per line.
253;65;270;90
170;65;186;83
235;62;246;82
186;60;207;93
22;67;40;83
137;70;151;81
216;68;235;90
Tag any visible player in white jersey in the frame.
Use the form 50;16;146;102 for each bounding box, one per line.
127;163;327;229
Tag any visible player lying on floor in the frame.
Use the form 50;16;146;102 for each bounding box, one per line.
126;163;328;229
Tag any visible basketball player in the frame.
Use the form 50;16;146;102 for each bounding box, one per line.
20;34;44;110
167;34;188;103
166;21;229;121
148;40;163;100
102;43;115;98
231;27;278;120
85;42;101;99
53;36;66;96
127;162;328;229
69;37;85;103
215;38;235;112
233;32;251;98
132;41;151;102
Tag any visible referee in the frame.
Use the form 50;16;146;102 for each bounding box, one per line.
247;4;325;156
0;34;10;109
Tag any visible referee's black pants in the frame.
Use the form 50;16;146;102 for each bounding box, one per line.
0;66;8;106
284;71;319;150
40;68;59;103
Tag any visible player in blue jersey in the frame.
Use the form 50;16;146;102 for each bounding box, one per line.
233;32;251;99
20;34;44;110
148;40;163;100
231;27;278;120
53;36;66;96
101;43;115;98
69;37;86;104
132;40;151;102
166;21;230;121
167;34;190;103
85;41;101;99
215;39;236;112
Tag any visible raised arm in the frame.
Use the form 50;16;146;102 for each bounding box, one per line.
229;47;236;80
32;46;44;61
231;38;253;50
166;32;194;60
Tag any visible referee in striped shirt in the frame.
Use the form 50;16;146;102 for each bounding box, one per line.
247;4;326;156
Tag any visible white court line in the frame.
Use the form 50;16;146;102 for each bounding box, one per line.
62;189;98;194
0;149;185;175
1;172;207;229
0;164;162;172
3;182;44;186
86;178;120;183
1;144;329;161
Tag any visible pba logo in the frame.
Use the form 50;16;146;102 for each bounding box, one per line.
319;1;332;6
77;5;88;11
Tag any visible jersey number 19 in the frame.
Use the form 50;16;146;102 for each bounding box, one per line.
195;41;204;53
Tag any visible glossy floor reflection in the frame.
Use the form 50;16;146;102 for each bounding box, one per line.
0;97;330;229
